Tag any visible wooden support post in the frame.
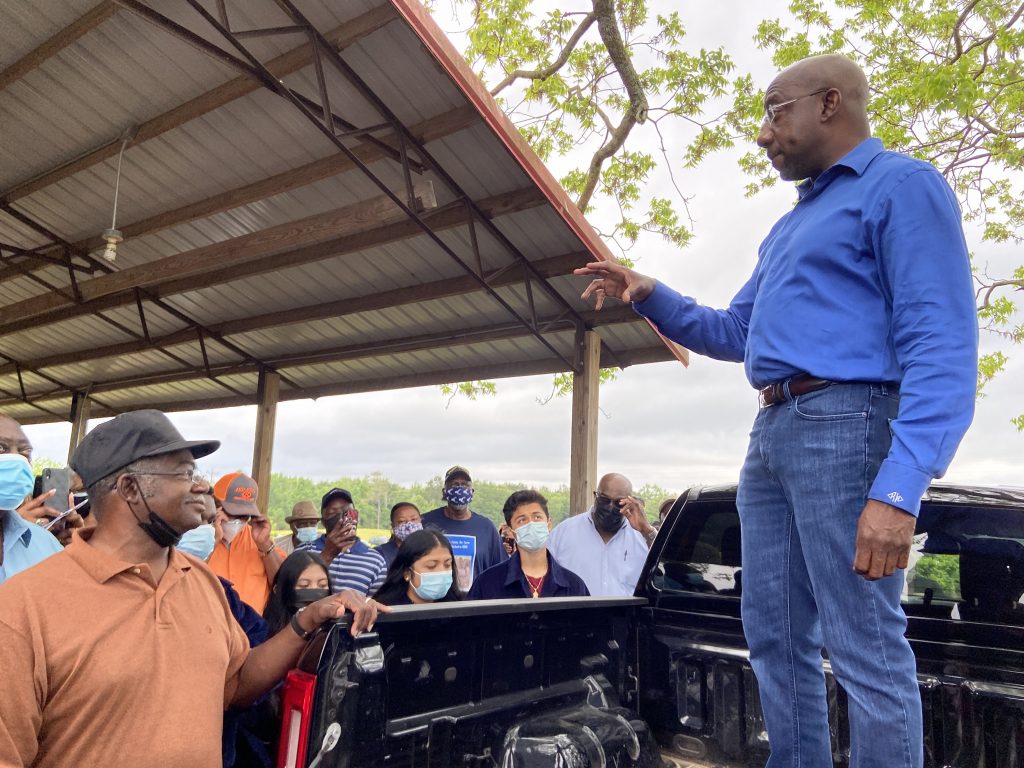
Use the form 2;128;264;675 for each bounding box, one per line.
251;369;280;516
569;330;601;515
67;392;91;464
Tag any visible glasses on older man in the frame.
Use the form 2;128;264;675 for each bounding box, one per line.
763;88;831;125
134;468;210;485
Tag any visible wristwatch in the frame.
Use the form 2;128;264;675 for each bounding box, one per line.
290;607;314;641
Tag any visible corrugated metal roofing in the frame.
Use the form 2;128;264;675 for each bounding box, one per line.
0;0;680;426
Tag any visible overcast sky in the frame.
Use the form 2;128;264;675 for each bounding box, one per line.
23;1;1023;496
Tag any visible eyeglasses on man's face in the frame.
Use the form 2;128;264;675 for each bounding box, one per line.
763;87;832;126
133;468;210;486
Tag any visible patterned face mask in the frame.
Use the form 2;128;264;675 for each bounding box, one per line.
443;485;474;508
394;520;423;542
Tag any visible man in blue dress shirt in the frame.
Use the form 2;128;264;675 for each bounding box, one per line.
575;55;977;768
0;415;62;586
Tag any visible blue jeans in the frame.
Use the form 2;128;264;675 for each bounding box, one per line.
737;382;922;768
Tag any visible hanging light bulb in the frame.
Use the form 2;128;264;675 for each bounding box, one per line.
101;228;122;262
97;125;137;264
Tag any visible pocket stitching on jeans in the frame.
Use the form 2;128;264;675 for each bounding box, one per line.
792;393;868;421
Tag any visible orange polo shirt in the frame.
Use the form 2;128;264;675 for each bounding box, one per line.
208;525;282;613
0;529;250;768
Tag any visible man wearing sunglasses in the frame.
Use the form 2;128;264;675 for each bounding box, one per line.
575;54;976;768
547;472;654;596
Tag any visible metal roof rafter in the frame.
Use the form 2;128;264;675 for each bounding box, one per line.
269;0;622;370
153;0;581;374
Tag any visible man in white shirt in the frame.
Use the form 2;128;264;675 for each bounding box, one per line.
547;473;656;596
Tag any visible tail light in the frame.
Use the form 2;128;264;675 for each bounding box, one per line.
277;669;317;768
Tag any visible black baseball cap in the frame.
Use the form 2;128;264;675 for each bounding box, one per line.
321;488;353;510
72;409;220;488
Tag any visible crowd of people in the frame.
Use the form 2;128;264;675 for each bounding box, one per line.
0;408;666;767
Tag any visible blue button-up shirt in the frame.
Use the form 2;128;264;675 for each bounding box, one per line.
635;138;977;515
0;510;63;585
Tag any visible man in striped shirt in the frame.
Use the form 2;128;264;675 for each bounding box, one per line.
298;488;386;596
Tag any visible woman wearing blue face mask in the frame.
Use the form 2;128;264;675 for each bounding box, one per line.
467;490;589;600
373;529;462;606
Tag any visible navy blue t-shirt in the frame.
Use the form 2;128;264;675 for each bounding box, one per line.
467;552;590;600
421;507;507;591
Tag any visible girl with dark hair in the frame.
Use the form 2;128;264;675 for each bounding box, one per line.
373;529;463;606
263;550;330;636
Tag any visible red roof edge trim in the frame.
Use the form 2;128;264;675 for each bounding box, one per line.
388;0;688;368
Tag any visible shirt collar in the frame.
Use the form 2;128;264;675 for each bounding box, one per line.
797;137;884;199
64;528;192;584
2;509;34;548
503;552;570;589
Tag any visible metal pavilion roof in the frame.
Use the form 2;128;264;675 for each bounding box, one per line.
0;0;684;426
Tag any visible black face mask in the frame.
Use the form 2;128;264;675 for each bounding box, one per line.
592;499;624;533
323;515;339;533
290;588;329;612
127;480;184;548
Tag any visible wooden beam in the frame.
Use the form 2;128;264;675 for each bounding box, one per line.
0;186;546;337
569;330;601;516
66;391;91;464
5;344;672;426
0;4;396;203
251;369;279;515
0;249;587;376
0;2;117;92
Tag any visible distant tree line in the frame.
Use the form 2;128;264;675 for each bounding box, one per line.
266;471;678;531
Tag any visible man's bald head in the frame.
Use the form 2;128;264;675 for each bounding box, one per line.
597;473;633;499
775;54;869;118
758;54;872;181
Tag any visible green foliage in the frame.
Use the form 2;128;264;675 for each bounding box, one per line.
439;379;497;406
265;471;678;530
453;0;743;253
913;553;961;600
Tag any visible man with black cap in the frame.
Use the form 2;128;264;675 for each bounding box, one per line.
421;465;507;592
0;409;383;768
299;487;387;595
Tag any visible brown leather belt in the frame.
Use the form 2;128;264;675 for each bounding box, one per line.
759;374;832;408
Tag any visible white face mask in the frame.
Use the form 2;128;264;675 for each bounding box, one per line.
221;518;245;545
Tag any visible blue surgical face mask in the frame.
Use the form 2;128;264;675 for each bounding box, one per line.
412;569;453;601
295;526;320;544
515;521;550;552
443;485;474;508
177;524;216;561
0;453;35;511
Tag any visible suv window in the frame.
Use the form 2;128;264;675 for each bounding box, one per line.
654;494;1024;623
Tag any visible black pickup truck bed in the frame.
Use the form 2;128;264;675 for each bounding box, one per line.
288;483;1024;768
637;484;1024;768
